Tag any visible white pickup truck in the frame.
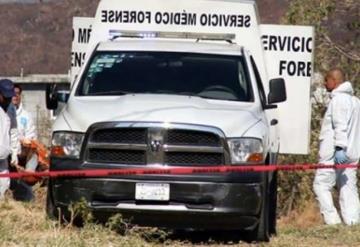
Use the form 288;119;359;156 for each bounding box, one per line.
46;0;314;241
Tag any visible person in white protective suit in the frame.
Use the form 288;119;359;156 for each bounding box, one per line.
0;79;16;199
12;84;37;141
313;68;360;225
9;84;37;201
7;103;21;169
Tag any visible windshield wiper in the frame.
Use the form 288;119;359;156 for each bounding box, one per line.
87;90;132;96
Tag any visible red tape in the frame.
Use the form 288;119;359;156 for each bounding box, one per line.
0;164;359;179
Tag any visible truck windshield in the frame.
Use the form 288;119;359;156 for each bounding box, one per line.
77;51;253;102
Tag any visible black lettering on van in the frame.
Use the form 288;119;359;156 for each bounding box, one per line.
306;37;313;53
71;52;86;67
244;15;251;27
269;36;277;51
121;11;128;22
101;10;151;24
129;11;136;23
276;36;285;51
297;61;306;76
292;37;300;52
101;10;107;22
262;35;313;53
237;15;243;27
188;13;196;25
230;15;237;27
78;28;91;44
262;35;269;50
287;61;296;76
307;62;312;76
212;14;219;26
108;10;115;22
279;60;312;77
279;60;286;75
223;14;230;26
200;14;207;26
199;13;250;27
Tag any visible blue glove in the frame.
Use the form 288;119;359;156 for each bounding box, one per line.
334;150;347;164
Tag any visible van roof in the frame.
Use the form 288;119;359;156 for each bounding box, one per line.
97;39;244;56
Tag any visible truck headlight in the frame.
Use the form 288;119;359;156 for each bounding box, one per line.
227;138;264;164
51;132;85;159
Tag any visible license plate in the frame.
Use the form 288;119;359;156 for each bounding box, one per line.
135;183;170;201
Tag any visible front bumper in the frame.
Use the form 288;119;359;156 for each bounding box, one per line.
50;176;264;230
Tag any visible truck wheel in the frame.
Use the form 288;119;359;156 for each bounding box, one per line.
269;171;278;235
255;199;270;241
46;182;81;226
46;182;57;220
249;181;270;242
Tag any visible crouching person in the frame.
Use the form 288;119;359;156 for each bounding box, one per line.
10;84;38;201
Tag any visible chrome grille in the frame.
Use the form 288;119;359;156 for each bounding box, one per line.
85;122;228;166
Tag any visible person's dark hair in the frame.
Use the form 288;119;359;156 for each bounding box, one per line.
14;84;22;94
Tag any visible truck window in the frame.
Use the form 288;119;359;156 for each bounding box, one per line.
250;56;266;107
77;52;254;102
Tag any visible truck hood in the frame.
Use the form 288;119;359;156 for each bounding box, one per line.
62;94;262;137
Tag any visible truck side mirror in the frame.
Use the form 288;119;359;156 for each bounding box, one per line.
268;78;287;104
58;90;70;103
46;84;58;110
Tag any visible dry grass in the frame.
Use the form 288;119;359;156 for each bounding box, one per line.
0;187;155;247
1;186;360;246
278;201;323;229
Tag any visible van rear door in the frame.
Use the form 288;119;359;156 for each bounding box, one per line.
261;24;314;154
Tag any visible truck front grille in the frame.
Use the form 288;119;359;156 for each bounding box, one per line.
85;123;228;166
165;152;223;166
166;129;220;146
91;128;147;144
88;149;146;164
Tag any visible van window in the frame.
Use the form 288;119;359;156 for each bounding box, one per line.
77;51;254;102
250;56;266;107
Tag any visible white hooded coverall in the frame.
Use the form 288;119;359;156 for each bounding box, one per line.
16;103;37;172
7;104;21;165
16;103;37;140
313;81;360;225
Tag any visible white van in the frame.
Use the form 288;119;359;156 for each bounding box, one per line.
46;0;314;241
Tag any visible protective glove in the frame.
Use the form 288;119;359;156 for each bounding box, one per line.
11;152;18;167
334;149;347;164
10;153;24;172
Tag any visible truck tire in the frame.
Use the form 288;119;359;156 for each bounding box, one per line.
249;178;270;242
46;182;82;226
46;182;57;220
269;171;278;235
